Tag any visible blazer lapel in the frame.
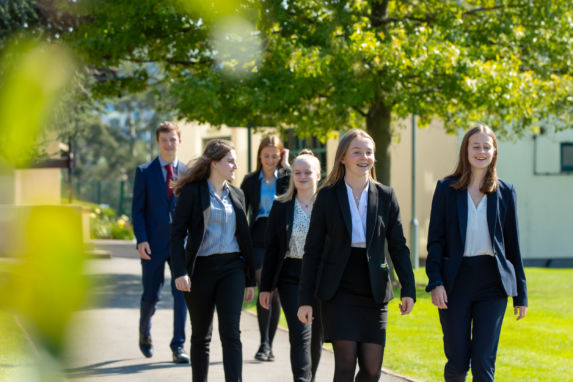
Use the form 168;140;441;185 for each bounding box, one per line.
285;199;295;245
487;188;498;242
152;158;169;203
457;189;468;248
200;181;211;237
365;180;378;248
335;181;352;236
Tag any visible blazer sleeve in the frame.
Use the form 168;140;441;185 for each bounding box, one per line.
260;201;282;292
386;188;416;300
425;180;447;292
233;187;256;287
170;183;194;279
131;166;147;244
299;189;328;307
503;185;528;307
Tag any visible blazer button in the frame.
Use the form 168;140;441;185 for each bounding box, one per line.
380;264;387;269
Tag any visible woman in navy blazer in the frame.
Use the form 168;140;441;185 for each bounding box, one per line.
170;139;256;382
259;150;323;381
426;125;528;382
240;135;290;361
298;129;415;382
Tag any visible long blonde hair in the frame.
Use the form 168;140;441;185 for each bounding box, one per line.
322;129;376;188
276;149;321;202
172;139;235;197
449;124;498;193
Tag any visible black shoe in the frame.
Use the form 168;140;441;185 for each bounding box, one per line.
254;345;270;361
172;348;190;364
266;350;275;362
139;334;153;358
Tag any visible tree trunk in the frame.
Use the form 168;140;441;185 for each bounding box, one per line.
366;99;392;186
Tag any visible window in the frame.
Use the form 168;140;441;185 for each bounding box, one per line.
561;143;573;172
283;130;327;178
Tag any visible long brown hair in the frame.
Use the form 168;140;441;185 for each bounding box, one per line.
449;124;498;193
276;149;321;203
322;129;376;188
255;135;285;173
172;139;235;197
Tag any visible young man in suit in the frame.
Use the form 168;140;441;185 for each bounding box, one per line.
132;121;189;363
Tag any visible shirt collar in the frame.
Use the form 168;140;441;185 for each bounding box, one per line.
158;156;179;169
207;180;230;199
344;179;369;197
258;168;278;180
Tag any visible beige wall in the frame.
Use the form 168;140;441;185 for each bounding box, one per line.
14;168;62;205
389;118;459;262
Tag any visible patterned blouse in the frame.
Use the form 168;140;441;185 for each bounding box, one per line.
285;199;312;259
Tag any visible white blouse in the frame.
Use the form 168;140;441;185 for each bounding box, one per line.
345;181;368;248
285;199;312;259
463;191;494;257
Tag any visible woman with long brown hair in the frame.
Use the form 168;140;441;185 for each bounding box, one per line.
240;135;290;361
170;139;256;382
426;125;528;381
297;129;416;381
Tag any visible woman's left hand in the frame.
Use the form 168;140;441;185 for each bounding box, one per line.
244;287;255;302
399;297;414;315
514;305;528;320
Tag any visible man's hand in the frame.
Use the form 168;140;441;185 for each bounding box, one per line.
137;242;151;260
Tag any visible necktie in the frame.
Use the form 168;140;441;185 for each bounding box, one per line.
165;164;174;202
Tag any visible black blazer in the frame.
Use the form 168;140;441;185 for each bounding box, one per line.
240;168;290;231
260;198;297;292
170;180;256;287
425;177;528;307
299;180;416;306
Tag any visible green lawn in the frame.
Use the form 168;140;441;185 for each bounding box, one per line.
246;268;573;381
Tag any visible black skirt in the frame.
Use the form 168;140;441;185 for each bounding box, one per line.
321;247;388;345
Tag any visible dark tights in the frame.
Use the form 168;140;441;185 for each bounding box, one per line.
332;340;384;382
256;269;280;350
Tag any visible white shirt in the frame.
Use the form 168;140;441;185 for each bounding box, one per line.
345;181;368;248
463;191;494;257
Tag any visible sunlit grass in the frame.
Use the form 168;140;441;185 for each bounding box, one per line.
385;268;573;382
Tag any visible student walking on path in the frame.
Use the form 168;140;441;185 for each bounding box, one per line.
260;150;324;382
425;125;528;382
171;139;256;382
298;129;416;382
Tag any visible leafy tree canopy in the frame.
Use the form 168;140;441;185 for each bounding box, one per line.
4;0;571;183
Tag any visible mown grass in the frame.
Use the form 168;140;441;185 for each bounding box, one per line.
245;267;573;381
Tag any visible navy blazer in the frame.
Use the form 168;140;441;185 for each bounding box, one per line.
169;180;256;287
240;168;290;231
260;198;297;292
299;180;416;306
425;177;528;307
132;157;186;255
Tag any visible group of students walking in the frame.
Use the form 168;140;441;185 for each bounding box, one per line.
137;122;528;382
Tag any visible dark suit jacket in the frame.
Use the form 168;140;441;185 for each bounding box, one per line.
299;180;416;306
169;180;256;287
240;168;290;231
132;157;187;255
425;177;528;307
260;198;297;292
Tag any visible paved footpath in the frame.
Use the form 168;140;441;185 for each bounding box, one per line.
64;247;415;382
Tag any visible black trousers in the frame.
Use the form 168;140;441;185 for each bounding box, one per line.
183;253;246;382
278;258;323;382
439;256;508;382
